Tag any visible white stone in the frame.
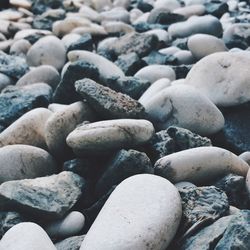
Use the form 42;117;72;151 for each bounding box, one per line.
145;29;170;44
173;4;206;18
0;145;57;184
0;9;23;21
188;34;227;60
9;39;31;56
0;108;52;149
246;168;250;199
14;29;52;40
61;33;81;48
154;0;181;11
81;174;182;250
45;211;85;239
144;84;224;135
103;21;135;34
134;65;176;83
239;151;250;166
10;0;32;9
174;50;194;64
71;23;107;36
0;222;56;250
48;103;68;112
100;7;130;23
159;46;181;55
91;0;112;11
155;146;250;184
79;5;101;22
185;52;250;107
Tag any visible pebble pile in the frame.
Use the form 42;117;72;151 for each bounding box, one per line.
0;0;249;249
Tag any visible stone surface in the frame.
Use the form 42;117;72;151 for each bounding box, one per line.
55;235;85;250
0;172;85;219
67;33;93;52
81;174;182;250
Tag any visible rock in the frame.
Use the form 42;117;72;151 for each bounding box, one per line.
95;149;154;197
32;0;63;14
0;83;52;130
0;172;85;219
0;144;57;184
80;174;182;250
0;211;25;238
45;101;96;159
143;51;177;65
179;186;229;234
143;84;224;135
168;15;223;38
45;211;85;239
154;0;181;11
246;168;250;199
48;103;67;112
174;50;194;65
62;33;81;48
55;235;85;250
75;78;146;119
175;181;196;190
0;73;14;92
0;108;52;149
103;21;135;35
66;119;155;155
214;174;249;209
9;39;31;56
100;7;130;23
188;34;228;60
185;52;250;107
27;35;66;70
16;65;60;90
205;1;228;18
67;33;93;52
154;146;249;184
173;4;206;18
0;222;56;250
53;60;100;104
134;65;176;83
0;51;29;79
239;151;250;165
67;50;125;82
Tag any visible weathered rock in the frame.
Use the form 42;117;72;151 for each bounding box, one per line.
67;33;93;52
0;172;85;219
0;73;14;92
205;1;228;18
143;51;177;65
173;4;206;18
75;78;146;119
55;235;85;250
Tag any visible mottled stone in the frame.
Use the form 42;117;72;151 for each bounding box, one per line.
55;235;85;250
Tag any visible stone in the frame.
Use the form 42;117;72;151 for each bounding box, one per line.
0;73;14;92
168;15;223;38
246;168;250;199
80;174;182;250
45;101;96;158
143;84;224;135
66;119;155;155
154;0;181;10
9;39;31;56
0;108;52;149
134;65;176;83
0;83;52;131
0;172;85;219
103;21;135;35
27;35;66;70
16;65;60;90
95;149;154;197
174;50;194;65
239;151;250;165
0;145;57;184
32;16;54;31
205;1;228;18
143;51;177;65
53;60;100;104
154;146;249;184
62;33;81;48
185;52;250;107
188;34;228;60
32;0;63;14
55;235;85;250
100;7;130;23
75;78;146;119
0;51;29;79
45;211;85;239
145;29;171;45
67;33;93;52
173;4;206;18
0;223;56;249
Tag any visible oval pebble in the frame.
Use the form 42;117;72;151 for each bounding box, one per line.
81;174;182;250
246;168;250;199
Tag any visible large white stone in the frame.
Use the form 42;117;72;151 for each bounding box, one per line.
143;84;224;135
185;52;250;107
246;168;250;199
81;174;182;250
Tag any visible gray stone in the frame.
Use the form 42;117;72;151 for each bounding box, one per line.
75;78;146;119
67;33;93;52
0;172;85;219
55;235;85;250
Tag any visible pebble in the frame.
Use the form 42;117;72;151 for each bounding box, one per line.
0;73;14;92
55;235;85;250
9;39;31;56
0;222;56;250
173;4;206;18
247;168;250;198
239;151;250;165
81;174;182;250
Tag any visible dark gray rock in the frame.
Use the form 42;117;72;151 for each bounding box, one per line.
0;51;29;79
172;64;193;78
75;78;146;119
134;22;166;33
205;2;229;18
67;33;93;52
0;0;9;9
214;174;249;209
95;149;153;197
55;235;85;250
53;60;100;104
0;83;52;130
143;51;177;65
32;16;53;30
0;172;85;219
137;0;153;12
31;0;63;14
0;211;25;238
172;38;189;50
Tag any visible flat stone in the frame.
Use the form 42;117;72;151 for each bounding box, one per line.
0;172;85;219
75;78;146;119
55;235;85;250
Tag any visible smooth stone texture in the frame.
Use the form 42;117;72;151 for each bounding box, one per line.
143;84;224;135
9;39;31;56
247;168;250;199
154;146;250;184
81;174;182;250
45;101;96;158
27;36;66;70
48;103;68;112
168;15;223;38
188;34;227;60
174;50;194;65
0;222;56;250
45;211;85;239
154;0;181;10
185;52;250;107
66;119;155;155
0;108;52;149
134;65;176;83
55;235;85;250
0;145;56;184
75;78;146;119
239;151;250;165
0;172;85;219
173;4;206;18
0;73;14;92
16;65;60;90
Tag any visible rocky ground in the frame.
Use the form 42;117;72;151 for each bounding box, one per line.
0;0;249;249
